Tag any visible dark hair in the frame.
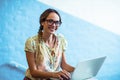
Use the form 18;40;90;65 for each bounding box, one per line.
38;8;62;34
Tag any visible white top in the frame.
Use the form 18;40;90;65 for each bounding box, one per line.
24;33;67;80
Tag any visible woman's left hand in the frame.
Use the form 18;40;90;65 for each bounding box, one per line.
61;69;71;80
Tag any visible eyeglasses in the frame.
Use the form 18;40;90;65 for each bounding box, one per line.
45;19;62;26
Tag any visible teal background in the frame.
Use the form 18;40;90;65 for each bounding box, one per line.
0;0;120;80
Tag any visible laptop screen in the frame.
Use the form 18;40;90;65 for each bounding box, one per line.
71;56;106;80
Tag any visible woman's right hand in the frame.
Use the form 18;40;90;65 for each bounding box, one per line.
53;70;71;80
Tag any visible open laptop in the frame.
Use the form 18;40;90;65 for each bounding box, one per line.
71;56;106;80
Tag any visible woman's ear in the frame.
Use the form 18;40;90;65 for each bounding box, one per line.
41;22;44;26
41;21;45;26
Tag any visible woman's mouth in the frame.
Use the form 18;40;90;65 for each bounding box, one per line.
48;27;55;32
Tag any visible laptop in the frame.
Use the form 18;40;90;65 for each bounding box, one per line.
71;56;106;80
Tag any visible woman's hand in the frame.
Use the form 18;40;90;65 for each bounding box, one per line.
53;70;71;80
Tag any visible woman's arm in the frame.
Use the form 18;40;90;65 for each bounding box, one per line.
26;51;69;79
26;51;53;78
61;52;75;72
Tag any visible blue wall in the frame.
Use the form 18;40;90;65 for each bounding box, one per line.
0;0;120;80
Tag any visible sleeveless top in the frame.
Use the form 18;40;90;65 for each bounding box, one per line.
24;33;67;80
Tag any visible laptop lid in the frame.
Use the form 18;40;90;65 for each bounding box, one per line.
71;56;106;80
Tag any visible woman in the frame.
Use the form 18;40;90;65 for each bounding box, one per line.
24;8;75;80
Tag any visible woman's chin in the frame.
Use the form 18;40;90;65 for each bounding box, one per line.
49;30;55;34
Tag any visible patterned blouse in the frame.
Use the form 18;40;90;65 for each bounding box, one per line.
24;33;67;80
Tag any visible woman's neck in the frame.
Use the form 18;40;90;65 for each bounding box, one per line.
42;32;53;43
42;32;56;49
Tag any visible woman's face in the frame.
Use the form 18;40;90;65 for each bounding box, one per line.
42;12;60;34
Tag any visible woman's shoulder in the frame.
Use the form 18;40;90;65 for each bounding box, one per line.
55;33;66;39
25;35;38;53
55;33;68;50
55;33;67;44
26;34;38;41
25;35;39;45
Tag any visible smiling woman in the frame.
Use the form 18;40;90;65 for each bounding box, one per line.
24;8;75;80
